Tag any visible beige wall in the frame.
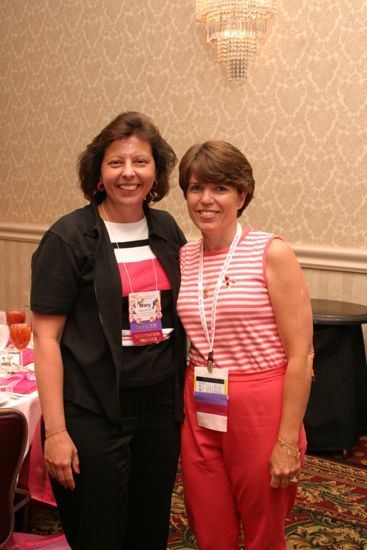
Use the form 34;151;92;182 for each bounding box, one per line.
0;0;366;313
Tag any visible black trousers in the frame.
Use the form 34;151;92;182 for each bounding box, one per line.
50;375;180;550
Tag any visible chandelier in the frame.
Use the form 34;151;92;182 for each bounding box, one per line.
196;0;277;81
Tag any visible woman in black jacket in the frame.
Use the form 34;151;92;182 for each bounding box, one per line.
31;112;186;550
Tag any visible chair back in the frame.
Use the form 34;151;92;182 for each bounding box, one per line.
0;409;28;549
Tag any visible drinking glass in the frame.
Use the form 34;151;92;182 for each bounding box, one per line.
0;324;10;351
5;309;26;355
0;323;11;374
6;309;26;326
0;322;11;370
9;323;32;369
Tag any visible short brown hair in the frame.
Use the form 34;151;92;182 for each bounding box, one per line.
79;111;177;204
179;141;255;216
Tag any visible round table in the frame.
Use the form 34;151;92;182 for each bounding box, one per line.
304;299;367;455
311;299;367;325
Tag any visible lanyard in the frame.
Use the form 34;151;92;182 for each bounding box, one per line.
122;260;158;293
101;201;158;294
198;223;242;372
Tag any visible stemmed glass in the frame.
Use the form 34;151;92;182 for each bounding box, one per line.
0;323;10;375
9;323;32;370
5;309;26;356
0;324;10;351
6;309;26;328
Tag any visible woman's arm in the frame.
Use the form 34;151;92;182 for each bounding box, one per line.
32;312;80;490
265;238;314;488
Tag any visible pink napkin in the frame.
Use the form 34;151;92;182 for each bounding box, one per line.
22;347;34;365
0;371;37;394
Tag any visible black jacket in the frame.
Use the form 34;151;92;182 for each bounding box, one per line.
31;201;187;428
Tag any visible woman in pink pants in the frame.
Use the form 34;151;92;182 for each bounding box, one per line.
177;141;314;550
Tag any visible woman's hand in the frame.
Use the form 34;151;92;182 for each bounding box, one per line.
32;312;78;489
44;431;80;490
269;439;301;489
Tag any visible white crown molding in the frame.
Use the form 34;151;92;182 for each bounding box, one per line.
0;222;47;243
293;244;367;274
0;222;366;273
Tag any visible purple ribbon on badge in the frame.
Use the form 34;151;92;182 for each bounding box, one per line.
194;391;228;417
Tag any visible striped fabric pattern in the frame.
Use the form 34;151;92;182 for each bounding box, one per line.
177;229;288;372
104;218;171;297
103;218;173;346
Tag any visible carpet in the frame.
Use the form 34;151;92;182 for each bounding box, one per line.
27;440;367;549
348;434;367;466
285;455;367;549
168;455;367;549
319;434;367;468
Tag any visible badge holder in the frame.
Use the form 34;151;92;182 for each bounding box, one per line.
194;366;229;432
129;291;164;345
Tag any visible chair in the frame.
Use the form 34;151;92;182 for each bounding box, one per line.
0;409;70;550
0;409;30;549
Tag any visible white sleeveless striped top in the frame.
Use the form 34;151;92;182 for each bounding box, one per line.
177;229;288;373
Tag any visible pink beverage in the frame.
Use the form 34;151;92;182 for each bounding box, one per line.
6;310;26;326
9;323;31;350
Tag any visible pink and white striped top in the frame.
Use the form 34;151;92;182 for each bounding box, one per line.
177;229;288;373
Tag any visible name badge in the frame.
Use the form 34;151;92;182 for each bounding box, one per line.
128;291;164;345
194;366;229;432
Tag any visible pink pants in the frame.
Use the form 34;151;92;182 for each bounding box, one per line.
181;365;306;550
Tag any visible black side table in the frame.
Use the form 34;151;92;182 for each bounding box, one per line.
304;299;367;455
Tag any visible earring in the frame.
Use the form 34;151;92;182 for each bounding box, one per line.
97;179;105;192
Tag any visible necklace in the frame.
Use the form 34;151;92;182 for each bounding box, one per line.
101;202;120;247
101;200;159;294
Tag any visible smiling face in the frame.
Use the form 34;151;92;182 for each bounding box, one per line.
186;174;246;249
100;135;156;222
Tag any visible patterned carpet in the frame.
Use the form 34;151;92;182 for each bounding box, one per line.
28;435;367;549
285;454;367;549
168;450;367;549
315;434;367;468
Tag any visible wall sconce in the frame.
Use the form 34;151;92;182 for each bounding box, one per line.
196;0;277;81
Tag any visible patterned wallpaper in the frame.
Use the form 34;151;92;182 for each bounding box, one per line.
1;0;366;249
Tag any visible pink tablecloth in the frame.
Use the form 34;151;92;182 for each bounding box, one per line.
5;533;70;549
18;419;55;507
0;348;56;507
0;350;38;453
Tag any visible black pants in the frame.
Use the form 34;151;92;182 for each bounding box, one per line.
50;376;180;550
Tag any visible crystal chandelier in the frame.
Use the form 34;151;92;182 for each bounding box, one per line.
196;0;277;81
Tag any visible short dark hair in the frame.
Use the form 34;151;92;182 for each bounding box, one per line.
78;111;177;203
179;140;255;216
